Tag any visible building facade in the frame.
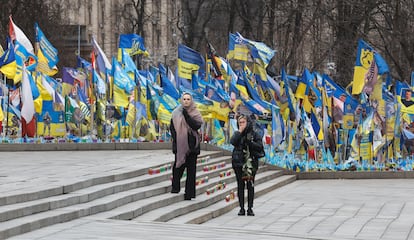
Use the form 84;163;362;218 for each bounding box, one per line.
60;0;182;67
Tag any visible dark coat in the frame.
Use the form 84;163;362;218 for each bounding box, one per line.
230;119;264;168
170;109;202;155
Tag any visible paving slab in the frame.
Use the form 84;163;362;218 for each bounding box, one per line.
3;149;414;239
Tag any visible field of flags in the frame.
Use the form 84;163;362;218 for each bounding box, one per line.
0;17;414;172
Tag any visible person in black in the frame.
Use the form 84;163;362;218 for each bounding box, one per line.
170;93;203;200
231;114;264;216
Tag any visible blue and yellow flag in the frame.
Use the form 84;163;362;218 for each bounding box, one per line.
0;38;17;79
119;48;138;78
35;23;58;76
352;39;388;95
14;40;38;85
237;32;276;67
352;39;374;94
118;33;149;58
227;33;248;61
111;58;136;107
295;68;312;100
159;63;179;100
177;44;205;80
112;57;136;94
211;119;225;146
36;100;65;137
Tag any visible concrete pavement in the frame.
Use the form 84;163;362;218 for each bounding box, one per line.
1;147;414;240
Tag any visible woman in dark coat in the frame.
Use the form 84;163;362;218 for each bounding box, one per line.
170;93;203;200
230;114;264;216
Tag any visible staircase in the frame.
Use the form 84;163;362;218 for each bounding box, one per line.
0;150;296;239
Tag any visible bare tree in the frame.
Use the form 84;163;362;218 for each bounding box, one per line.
371;0;414;82
117;0;147;37
177;0;219;51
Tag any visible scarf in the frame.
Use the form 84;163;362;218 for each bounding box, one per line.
172;95;203;168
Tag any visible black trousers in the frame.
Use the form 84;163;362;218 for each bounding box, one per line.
171;153;197;198
233;166;255;209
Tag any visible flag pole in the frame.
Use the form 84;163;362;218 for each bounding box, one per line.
4;75;8;140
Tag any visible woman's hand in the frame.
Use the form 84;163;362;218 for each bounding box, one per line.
238;118;247;133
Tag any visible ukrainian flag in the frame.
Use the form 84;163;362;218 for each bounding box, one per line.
352;39;374;95
118;33;149;58
111;58;136;108
0;38;16;79
240;32;276;67
295;68;312;100
35;23;58;76
227;33;248;61
177;44;205;80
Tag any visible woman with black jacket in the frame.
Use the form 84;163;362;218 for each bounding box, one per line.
230;114;264;216
170;93;203;200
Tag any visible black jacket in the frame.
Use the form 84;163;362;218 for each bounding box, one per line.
230;121;263;168
170;109;202;155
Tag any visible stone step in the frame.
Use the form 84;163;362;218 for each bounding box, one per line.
169;174;297;224
0;151;223;207
89;166;272;221
131;170;285;222
0;154;230;223
0;155;236;239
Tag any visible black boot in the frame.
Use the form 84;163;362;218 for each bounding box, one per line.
238;208;245;216
247;208;255;216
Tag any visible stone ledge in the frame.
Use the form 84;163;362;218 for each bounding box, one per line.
0;142;233;153
297;171;414;179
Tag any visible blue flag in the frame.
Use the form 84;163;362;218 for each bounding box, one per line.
119;33;149;57
177;44;205;80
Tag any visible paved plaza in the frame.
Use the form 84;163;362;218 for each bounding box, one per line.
1;149;413;240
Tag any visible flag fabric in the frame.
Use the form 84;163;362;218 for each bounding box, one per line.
112;57;136;93
14;40;38;85
92;70;107;96
61;67;77;96
352;39;374;95
65;95;80;123
310;109;323;140
9;16;34;54
374;52;389;75
159;63;179;100
28;72;43;113
21;66;35;123
92;36;112;75
36;100;65;137
295;68;312;99
35;23;58;76
0;38;17;79
227;33;249;61
211;119;225;145
40;73;55;100
118;33;149;57
120;48;138;78
206;42;222;78
362;57;378;94
77;56;92;70
352;39;388;95
177;44;205;80
272;106;284;147
235;32;276;67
